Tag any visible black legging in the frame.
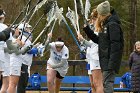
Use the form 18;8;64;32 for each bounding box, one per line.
0;75;2;89
17;64;29;93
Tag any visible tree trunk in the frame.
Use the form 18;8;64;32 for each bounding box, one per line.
130;0;137;52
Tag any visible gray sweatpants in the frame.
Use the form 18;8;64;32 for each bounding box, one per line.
103;70;115;93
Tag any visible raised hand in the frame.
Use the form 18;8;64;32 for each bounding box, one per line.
16;38;25;47
47;32;52;39
77;33;84;42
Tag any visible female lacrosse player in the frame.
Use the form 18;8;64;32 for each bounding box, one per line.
46;33;69;93
0;8;10;93
7;23;32;93
17;23;33;93
77;8;104;93
0;7;8;79
0;8;13;42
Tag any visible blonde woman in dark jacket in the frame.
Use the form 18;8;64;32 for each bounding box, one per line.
83;1;124;93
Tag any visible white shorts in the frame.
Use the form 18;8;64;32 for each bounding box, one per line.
10;66;21;76
2;67;10;77
88;59;101;75
2;54;10;77
86;59;92;75
46;60;69;77
90;59;101;70
10;55;22;76
0;50;8;72
88;69;92;75
0;60;4;72
2;61;10;77
46;65;68;77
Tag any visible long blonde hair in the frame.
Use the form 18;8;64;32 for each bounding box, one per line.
90;9;98;19
94;13;111;32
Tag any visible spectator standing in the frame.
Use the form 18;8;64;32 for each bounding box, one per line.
129;41;140;93
83;1;124;93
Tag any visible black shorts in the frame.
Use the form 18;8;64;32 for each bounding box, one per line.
21;64;28;73
56;71;64;79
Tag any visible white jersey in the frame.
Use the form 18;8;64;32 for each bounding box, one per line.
48;42;69;63
10;49;22;76
20;35;33;66
0;23;8;63
10;37;23;66
0;23;7;31
9;35;31;76
86;40;99;60
47;42;69;77
0;23;8;49
86;40;100;73
2;43;10;76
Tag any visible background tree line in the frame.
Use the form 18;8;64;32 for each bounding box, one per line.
1;0;140;75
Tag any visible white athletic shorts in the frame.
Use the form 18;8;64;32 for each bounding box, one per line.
10;66;21;76
46;59;69;77
2;66;10;77
90;59;101;70
2;53;10;77
88;59;101;75
10;55;22;76
88;69;92;75
87;59;92;75
0;49;8;72
0;60;4;72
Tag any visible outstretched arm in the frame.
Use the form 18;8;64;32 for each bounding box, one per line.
44;32;52;49
77;33;92;47
83;25;99;44
0;28;12;41
4;45;28;55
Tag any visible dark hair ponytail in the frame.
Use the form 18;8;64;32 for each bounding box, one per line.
56;37;64;42
0;7;6;16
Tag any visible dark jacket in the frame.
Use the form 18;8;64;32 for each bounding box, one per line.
129;51;140;92
0;27;11;41
83;9;124;73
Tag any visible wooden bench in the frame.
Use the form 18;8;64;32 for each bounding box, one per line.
26;76;131;92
